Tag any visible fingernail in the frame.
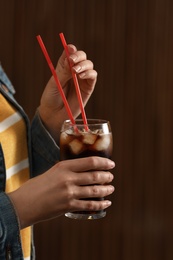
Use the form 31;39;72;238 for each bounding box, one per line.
109;173;114;181
68;45;77;53
110;185;115;193
73;65;82;73
104;201;112;208
109;160;115;168
69;54;77;62
79;72;86;78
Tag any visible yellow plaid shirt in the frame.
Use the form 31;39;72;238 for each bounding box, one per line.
0;92;31;260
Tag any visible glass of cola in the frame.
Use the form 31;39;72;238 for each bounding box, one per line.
60;119;113;220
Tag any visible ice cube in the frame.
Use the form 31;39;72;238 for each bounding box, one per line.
69;138;84;154
94;134;111;151
82;132;97;145
60;131;73;145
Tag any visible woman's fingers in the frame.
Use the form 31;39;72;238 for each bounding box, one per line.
69;49;87;64
68;198;113;212
72;60;93;74
75;171;114;186
74;184;115;199
58;157;115;172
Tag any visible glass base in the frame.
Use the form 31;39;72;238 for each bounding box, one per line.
65;211;106;220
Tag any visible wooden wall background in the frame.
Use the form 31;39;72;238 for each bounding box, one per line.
0;0;173;259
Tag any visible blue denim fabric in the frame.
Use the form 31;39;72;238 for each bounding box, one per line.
31;111;60;176
0;64;60;259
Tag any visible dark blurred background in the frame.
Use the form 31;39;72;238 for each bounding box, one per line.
0;0;173;259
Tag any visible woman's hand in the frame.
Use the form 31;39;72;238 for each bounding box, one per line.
38;44;97;142
8;157;115;229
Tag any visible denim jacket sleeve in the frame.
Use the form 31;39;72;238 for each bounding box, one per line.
0;63;60;259
31;111;60;176
0;192;23;259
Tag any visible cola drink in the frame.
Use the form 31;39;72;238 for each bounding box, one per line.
60;119;113;220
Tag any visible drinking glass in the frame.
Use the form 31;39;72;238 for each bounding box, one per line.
60;119;113;220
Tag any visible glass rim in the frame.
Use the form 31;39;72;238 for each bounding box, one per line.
63;119;110;127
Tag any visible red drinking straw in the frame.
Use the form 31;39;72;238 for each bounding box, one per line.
59;32;89;131
36;35;76;125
